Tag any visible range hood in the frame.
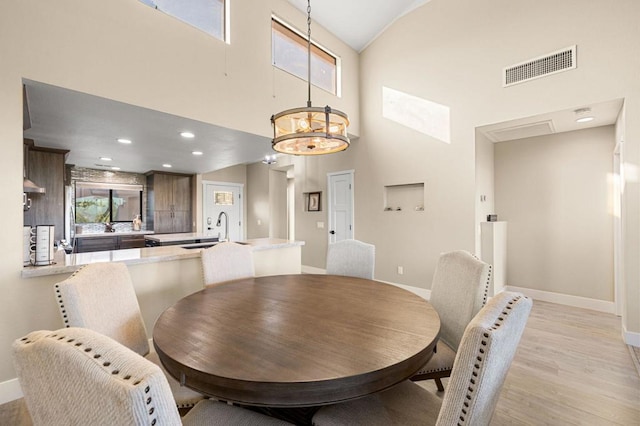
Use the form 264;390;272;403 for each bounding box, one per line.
23;142;45;194
24;177;45;194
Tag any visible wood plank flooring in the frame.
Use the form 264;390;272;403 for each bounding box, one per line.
418;300;640;425
1;299;639;425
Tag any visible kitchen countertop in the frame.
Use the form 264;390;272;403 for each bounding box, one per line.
22;238;305;278
74;231;154;239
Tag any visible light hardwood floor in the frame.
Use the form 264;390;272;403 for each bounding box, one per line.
419;300;640;425
2;299;639;425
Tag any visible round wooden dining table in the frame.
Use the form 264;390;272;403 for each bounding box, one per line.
153;274;440;408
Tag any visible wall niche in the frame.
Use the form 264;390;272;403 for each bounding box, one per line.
383;183;424;212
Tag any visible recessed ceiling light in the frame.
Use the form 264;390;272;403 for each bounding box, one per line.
100;157;112;161
162;164;172;168
111;166;121;171
180;132;195;138
574;108;594;123
117;138;132;144
192;151;203;156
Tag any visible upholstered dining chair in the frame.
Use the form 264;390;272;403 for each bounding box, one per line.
312;291;532;426
54;262;205;409
13;327;293;426
326;239;375;279
201;242;255;287
410;250;492;391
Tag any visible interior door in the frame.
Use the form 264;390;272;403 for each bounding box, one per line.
327;171;354;244
203;182;243;241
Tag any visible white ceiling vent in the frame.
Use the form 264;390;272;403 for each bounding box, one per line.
503;45;576;87
486;120;555;142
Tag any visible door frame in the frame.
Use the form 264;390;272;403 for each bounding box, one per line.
202;181;245;240
613;141;624;317
327;170;355;244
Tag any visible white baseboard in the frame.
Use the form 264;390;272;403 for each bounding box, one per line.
0;378;23;405
377;280;431;301
301;265;326;274
301;266;432;301
623;323;640;347
504;285;616;314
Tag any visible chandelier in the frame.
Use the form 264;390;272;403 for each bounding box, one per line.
270;0;350;155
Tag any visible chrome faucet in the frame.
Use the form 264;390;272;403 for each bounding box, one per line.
216;211;229;242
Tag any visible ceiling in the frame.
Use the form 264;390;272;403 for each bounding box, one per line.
477;99;623;143
288;0;432;52
23;80;271;175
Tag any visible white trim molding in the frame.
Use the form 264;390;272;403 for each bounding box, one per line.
623;323;640;347
301;265;326;274
0;378;23;405
504;285;615;314
377;280;431;301
302;266;432;301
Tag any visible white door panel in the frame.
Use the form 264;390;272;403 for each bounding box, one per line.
328;171;354;244
203;183;243;242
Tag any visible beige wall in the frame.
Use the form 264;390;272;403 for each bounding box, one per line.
354;0;639;336
0;0;359;383
269;169;288;239
495;126;615;301
475;131;496;254
246;163;270;239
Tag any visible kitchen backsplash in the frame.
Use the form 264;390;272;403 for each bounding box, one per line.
75;222;147;234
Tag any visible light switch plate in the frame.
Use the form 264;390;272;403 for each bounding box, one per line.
317;222;324;229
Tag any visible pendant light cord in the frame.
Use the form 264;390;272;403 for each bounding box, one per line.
307;0;312;108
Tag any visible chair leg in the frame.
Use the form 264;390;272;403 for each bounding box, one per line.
435;377;444;392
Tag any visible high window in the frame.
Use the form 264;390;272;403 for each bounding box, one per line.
75;183;143;223
271;17;339;95
140;0;228;42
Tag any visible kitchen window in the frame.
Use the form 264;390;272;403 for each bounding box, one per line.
271;17;339;95
75;183;143;223
139;0;229;43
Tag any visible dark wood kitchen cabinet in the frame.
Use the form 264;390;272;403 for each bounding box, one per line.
75;234;146;253
146;172;193;233
23;143;69;242
75;236;118;253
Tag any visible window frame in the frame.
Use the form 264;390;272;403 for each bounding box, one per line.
139;0;230;44
271;15;342;97
74;182;143;224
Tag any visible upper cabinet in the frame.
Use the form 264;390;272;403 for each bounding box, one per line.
146;172;193;234
23;141;69;242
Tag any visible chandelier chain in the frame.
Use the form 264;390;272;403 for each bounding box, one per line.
306;0;312;107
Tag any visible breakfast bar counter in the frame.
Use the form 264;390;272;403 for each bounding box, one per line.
22;238;304;279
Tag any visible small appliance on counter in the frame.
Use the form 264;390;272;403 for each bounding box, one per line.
23;226;31;266
28;225;55;266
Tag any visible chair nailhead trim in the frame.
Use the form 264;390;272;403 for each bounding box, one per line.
23;331;163;426
456;294;524;424
483;265;492;306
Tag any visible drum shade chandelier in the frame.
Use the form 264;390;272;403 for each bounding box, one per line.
270;0;350;155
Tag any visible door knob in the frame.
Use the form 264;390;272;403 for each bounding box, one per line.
329;230;335;235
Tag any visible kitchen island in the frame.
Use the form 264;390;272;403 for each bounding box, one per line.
22;238;304;279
